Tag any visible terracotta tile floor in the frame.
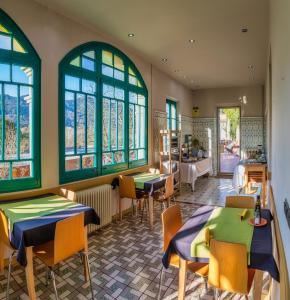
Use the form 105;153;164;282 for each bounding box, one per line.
0;178;270;300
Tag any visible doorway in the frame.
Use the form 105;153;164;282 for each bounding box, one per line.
217;107;241;174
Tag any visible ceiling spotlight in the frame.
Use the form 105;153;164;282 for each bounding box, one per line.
189;39;195;43
128;33;135;37
248;64;254;69
174;69;179;73
161;58;168;62
241;27;248;33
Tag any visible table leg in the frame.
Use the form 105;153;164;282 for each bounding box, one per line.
178;258;187;300
253;269;263;300
25;246;36;300
148;195;154;230
83;226;89;281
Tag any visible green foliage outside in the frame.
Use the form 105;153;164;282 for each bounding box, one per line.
222;108;240;140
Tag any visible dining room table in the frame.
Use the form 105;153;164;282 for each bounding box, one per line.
112;172;169;229
0;194;100;300
162;205;279;300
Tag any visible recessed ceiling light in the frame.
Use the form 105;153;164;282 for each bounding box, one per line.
248;64;254;69
241;28;248;33
189;39;195;43
161;58;168;62
128;33;135;37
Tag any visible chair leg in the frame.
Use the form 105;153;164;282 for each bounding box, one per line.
162;201;166;211
157;266;164;300
141;198;146;223
50;269;59;300
214;288;219;300
45;267;51;286
83;253;94;300
131;198;134;216
203;277;208;292
6;251;15;300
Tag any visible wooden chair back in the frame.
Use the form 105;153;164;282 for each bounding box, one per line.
0;210;12;249
119;175;137;199
161;204;182;252
54;213;85;264
225;195;255;209
164;174;174;199
208;239;248;294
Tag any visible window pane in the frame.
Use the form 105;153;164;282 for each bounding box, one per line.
0;162;9;180
115;87;124;100
0;34;11;50
138;149;145;160
111;100;117;150
102;152;113;165
135;106;140;148
102;98;110;151
82;154;95;169
171;104;176;119
65;75;80;91
114;69;124;81
102;50;113;66
140;106;145;148
87;95;95;153
118;102;124;149
129;75;137;85
129;104;134;149
83;51;95;59
102;64;113;77
82;79;96;94
114;151;124;163
129;150;137;161
12;65;33;85
12;161;31;179
0;63;10;81
76;94;85;154
4;84;17;160
65;156;80;171
65;91;74;155
70;56;80;67
82;56;95;71
114;55;124;71
172;119;176;130
0;24;10;33
129;92;137;103
138;94;145;106
20;86;32;159
103;84;114;98
13;38;26;53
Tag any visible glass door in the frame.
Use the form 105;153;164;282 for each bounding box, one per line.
217;107;241;174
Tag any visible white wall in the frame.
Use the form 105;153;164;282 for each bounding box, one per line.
268;0;290;286
0;0;193;198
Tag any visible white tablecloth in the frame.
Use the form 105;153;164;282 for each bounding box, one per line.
232;164;245;192
180;158;213;190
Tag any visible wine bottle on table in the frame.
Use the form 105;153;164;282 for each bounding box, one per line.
254;195;261;225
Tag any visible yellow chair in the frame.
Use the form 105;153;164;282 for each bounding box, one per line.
119;175;145;220
33;213;94;300
0;210;18;300
208;239;255;299
153;174;175;211
158;205;208;299
225;195;255;209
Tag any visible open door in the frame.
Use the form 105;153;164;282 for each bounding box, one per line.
217;107;241;174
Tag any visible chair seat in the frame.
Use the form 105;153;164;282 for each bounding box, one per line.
169;254;209;278
33;241;55;267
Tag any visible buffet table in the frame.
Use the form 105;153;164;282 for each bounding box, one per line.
180;157;213;190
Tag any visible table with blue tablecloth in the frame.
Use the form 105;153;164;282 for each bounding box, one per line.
162;205;279;300
0;194;100;300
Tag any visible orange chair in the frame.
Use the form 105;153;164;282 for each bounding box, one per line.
0;210;18;300
158;205;208;299
225;195;255;209
208;239;255;299
153;174;175;210
33;213;94;300
119;175;145;220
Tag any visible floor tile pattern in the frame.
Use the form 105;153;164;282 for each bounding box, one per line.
0;178;270;300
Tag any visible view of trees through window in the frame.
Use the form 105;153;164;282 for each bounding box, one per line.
60;44;147;183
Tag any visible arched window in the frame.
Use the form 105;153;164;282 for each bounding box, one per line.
0;10;41;193
59;42;148;183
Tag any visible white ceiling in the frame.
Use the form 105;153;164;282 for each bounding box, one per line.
35;0;269;90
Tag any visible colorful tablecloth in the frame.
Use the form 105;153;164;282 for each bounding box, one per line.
162;205;279;282
0;194;100;267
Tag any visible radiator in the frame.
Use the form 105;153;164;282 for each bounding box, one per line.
73;184;112;233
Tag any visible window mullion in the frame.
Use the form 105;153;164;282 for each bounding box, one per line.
73;92;77;155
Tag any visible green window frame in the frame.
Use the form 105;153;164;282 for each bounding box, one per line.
59;42;148;184
0;10;41;193
166;99;177;130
